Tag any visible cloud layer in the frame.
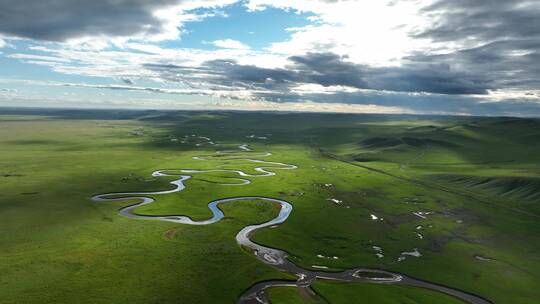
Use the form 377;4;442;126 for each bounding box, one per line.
147;52;491;95
0;0;540;116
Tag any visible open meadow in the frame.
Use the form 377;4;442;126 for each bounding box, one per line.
1;108;539;303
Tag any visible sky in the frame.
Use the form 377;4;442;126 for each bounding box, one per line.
0;0;539;116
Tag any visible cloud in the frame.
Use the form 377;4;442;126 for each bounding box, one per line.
55;80;540;117
407;40;540;91
242;0;540;94
415;1;540;44
407;1;540;93
120;78;135;85
56;81;270;101
142;51;540;116
243;88;540;117
147;52;491;95
8;53;72;63
211;39;250;49
60;82;202;95
0;0;237;42
2;0;540;116
247;0;430;65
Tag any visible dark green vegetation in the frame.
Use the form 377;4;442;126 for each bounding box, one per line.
1;108;539;303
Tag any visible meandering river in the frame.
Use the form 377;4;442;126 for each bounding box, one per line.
91;144;493;304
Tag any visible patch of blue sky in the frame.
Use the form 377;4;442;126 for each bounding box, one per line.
160;2;315;50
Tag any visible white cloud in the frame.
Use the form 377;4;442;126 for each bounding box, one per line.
213;99;412;114
246;0;438;66
212;39;250;50
485;89;540;102
148;1;235;43
10;39;287;83
8;53;72;63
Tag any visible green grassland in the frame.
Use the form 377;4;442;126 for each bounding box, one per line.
1;108;539;303
312;281;467;304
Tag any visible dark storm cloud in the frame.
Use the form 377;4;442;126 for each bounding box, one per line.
288;53;369;88
0;0;186;41
146;52;491;95
366;64;490;95
409;0;540;92
415;0;540;43
406;39;540;90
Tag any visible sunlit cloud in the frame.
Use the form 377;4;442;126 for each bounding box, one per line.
211;39;250;50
